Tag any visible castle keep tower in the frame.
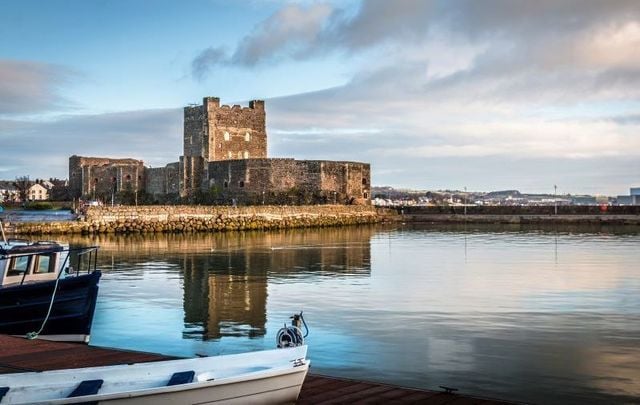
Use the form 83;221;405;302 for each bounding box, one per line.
181;97;266;197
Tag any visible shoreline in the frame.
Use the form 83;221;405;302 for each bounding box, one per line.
5;205;380;235
4;204;640;235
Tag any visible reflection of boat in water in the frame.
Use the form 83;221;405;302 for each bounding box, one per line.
0;235;101;343
0;316;310;404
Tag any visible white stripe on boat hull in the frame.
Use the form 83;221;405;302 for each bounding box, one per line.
90;366;308;405
11;334;90;343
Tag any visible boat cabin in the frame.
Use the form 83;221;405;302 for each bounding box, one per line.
0;241;70;287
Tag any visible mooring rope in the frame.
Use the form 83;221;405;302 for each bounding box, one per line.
25;252;72;340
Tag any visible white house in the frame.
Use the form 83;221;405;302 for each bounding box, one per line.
28;183;49;201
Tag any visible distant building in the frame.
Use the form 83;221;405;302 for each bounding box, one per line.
616;195;633;205
571;195;597;205
0;181;18;203
616;187;640;205
28;183;49;201
632;187;640;205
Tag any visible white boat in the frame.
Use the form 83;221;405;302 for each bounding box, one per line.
0;345;309;404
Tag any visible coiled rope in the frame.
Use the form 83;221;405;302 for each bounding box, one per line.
276;312;309;348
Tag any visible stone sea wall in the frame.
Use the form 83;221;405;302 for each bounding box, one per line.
11;205;380;235
395;205;640;225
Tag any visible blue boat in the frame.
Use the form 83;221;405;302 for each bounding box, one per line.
0;238;101;343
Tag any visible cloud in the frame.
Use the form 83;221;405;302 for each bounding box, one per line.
191;47;228;81
232;2;333;64
0;59;76;115
0;108;182;179
192;1;640;70
191;3;333;79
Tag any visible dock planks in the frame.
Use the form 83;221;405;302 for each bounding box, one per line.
0;335;513;404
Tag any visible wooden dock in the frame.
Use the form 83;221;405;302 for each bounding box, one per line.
0;335;513;404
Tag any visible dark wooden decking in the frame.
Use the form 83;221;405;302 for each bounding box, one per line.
0;335;513;404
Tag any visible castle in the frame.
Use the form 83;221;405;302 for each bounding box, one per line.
70;97;370;205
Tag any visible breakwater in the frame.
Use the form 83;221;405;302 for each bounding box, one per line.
395;205;640;225
10;205;380;235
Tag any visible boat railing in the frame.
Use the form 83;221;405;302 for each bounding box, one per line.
6;238;30;244
72;246;100;277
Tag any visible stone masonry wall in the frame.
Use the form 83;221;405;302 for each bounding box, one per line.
69;155;145;199
206;159;370;205
205;97;267;162
319;160;371;204
12;205;379;235
145;162;180;196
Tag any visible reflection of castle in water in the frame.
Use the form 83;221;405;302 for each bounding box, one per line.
182;252;269;340
64;226;374;341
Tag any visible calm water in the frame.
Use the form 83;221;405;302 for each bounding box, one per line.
1;209;75;222
59;224;640;404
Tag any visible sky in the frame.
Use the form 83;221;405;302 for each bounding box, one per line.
1;0;639;196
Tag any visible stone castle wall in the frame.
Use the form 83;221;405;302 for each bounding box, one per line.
145;162;180;196
69;155;145;199
206;158;370;205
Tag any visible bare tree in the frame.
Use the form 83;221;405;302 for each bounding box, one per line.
14;176;31;202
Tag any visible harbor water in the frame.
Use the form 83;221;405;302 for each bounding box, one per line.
60;224;640;404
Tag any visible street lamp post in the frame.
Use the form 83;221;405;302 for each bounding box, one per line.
554;184;557;215
464;186;467;216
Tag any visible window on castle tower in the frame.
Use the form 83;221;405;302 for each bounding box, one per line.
245;132;251;142
237;151;242;159
243;151;249;159
224;131;230;141
228;151;232;159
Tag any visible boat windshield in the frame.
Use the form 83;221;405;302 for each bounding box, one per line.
7;256;30;276
1;245;99;287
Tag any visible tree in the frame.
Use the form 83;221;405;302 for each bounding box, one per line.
13;176;31;202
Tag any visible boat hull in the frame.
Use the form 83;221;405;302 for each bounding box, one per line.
0;271;101;342
94;365;309;404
